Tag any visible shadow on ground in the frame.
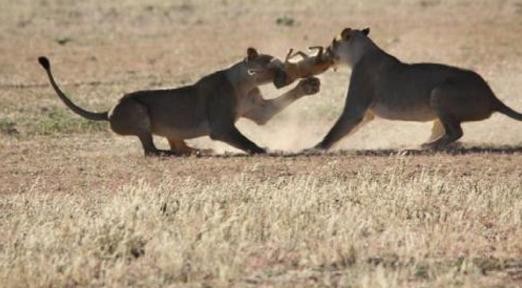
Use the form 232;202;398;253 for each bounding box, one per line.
168;145;522;159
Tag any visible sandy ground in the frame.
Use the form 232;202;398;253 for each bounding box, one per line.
2;0;522;192
1;0;522;286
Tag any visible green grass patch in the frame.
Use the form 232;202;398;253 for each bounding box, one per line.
26;107;107;135
275;15;295;27
0;117;19;136
55;36;73;45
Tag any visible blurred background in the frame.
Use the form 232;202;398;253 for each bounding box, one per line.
1;0;522;152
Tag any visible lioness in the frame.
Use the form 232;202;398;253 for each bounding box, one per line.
38;48;320;156
314;28;522;150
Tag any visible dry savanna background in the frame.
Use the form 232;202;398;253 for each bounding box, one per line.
1;0;522;287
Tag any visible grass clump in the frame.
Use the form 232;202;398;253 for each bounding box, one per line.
26;107;107;135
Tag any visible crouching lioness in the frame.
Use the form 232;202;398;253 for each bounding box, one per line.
314;28;522;150
38;48;320;156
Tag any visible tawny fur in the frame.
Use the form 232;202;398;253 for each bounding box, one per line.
38;48;320;156
314;27;522;150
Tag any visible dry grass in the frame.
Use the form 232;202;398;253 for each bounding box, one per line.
2;0;522;287
1;159;521;287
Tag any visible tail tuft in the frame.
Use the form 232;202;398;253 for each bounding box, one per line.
38;57;50;70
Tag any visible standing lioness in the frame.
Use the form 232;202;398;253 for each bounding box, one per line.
315;28;522;150
39;48;320;156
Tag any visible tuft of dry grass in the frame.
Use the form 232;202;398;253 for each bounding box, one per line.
2;1;522;287
1;159;521;287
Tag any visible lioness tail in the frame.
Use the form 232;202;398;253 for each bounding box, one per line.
495;98;522;121
38;57;108;121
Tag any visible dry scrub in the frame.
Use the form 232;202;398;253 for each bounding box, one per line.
2;1;522;287
1;159;521;287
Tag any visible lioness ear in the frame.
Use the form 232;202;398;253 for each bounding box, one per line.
341;28;352;39
361;27;370;36
247;47;259;61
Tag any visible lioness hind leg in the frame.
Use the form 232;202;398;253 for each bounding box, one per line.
423;88;464;149
422;115;462;149
109;98;169;156
139;134;164;157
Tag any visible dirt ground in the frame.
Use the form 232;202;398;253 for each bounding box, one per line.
1;0;522;287
1;0;522;190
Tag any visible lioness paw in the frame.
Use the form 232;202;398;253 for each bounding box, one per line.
298;77;321;95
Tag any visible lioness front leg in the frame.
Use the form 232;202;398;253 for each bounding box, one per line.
244;77;320;125
315;111;367;150
208;98;266;154
314;77;373;150
210;125;265;154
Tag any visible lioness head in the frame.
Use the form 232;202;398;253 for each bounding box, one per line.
244;48;288;88
327;27;371;67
